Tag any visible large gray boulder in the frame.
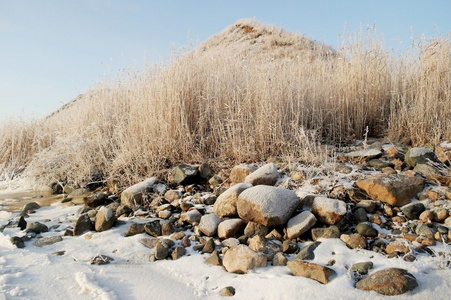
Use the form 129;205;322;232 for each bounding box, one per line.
121;177;158;207
213;183;252;217
222;245;267;274
244;163;279;186
237;185;299;226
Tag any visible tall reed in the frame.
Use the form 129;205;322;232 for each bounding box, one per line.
0;19;450;187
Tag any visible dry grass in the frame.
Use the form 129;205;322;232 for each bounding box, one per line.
1;19;450;187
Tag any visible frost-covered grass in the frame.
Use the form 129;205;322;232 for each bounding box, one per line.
1;19;450;187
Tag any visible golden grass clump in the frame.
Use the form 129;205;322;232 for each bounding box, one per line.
0;19;450;187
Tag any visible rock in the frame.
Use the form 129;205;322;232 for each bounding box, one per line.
22;202;40;212
416;223;434;238
353;207;368;223
139;237;159;249
18;216;27;231
368;159;393;169
161;222;176;236
244;163;279;186
311;226;341;241
154;240;170;260
50;182;63;194
272;252;287;266
68;188;90;197
230;164;256;183
164;190;182;203
198;163;214;180
33;236;63;247
287;260;336;284
355;200;377;213
213;183;252;217
144;220;162;237
433;208;449;222
217;219;246;239
401;202;425;220
10;236;25;248
237;185;299;226
311;197;347;225
286;211;317;239
345;234;367;249
356;268;418;295
116;205;132;217
436;141;451;163
83;193;110;208
198;214;222;237
419;210;435;226
90;254;114;265
345;148;382;160
181;209;202;225
180;202;195;211
202;238;216;254
26;222;48;234
206;250;221;266
171;164;199;185
386;241;409;254
125;223;146;237
94;207;116;232
248;235;283;260
121;177;158;207
222;245;267;274
355;222;378;237
244;222;268;238
414;164;444;178
222;238;240;248
405;147;442;167
73;213;93;236
171;246;186;260
351;261;373;275
356;174;424;206
295;241;321;260
220;286;236;297
265;229;283;240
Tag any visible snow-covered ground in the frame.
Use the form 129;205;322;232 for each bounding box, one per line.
1;201;450;300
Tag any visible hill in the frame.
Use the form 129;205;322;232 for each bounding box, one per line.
0;19;450;188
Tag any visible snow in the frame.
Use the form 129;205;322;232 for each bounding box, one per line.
0;195;450;299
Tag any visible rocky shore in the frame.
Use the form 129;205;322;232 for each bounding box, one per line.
2;140;451;297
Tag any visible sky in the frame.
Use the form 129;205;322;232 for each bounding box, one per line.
1;0;450;119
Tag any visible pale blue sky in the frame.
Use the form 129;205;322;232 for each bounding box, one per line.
1;0;450;119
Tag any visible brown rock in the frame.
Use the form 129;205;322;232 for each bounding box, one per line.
230;164;256;183
205;250;221;266
356;268;418;295
287;260;336;284
217;219;246;239
94;207;116;232
125;222;146;237
419;210;435;226
385;241;409;254
311;197;347;225
213;183;252;217
244;163;279;186
345;234;367;249
311;226;341;241
222;245;267;274
356;174;424;206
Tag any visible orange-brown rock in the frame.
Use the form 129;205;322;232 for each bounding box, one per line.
356;174;424;206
